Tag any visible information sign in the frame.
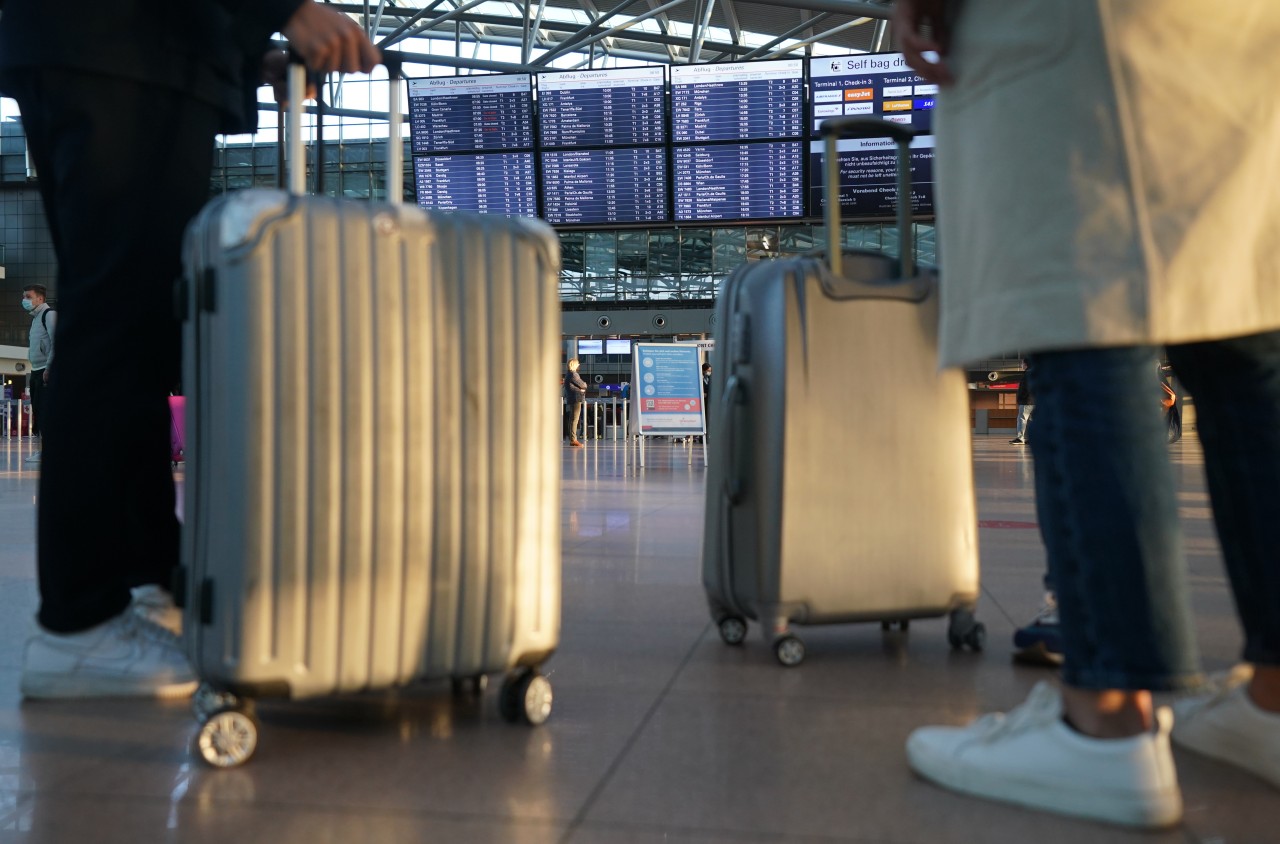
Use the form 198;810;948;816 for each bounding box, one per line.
808;53;936;218
808;134;935;218
631;343;705;437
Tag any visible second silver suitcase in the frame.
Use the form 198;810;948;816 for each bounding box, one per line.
701;118;982;666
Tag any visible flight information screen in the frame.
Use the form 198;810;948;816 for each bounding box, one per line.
408;74;534;154
670;60;805;142
413;153;538;217
542;147;668;225
670;60;806;222
808;54;936;218
809;135;936;218
538;66;666;148
673;142;805;222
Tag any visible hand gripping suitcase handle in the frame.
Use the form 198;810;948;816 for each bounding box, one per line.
285;50;405;204
819;117;918;280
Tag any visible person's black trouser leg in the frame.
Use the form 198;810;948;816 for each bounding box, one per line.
7;69;220;633
28;368;45;437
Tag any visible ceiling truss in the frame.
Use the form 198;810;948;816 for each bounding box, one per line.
331;0;894;74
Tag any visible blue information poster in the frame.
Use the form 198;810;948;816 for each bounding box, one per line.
632;343;705;436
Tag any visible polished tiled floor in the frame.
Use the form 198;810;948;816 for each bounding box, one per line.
0;433;1274;843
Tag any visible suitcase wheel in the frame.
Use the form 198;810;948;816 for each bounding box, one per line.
717;616;748;646
194;705;259;768
881;620;910;632
451;675;489;700
499;669;553;727
947;611;987;652
773;635;806;667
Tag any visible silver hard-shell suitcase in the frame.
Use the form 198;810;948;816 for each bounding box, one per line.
701;117;982;666
178;58;561;766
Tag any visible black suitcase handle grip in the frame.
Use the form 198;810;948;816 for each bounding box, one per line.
819;116;918;145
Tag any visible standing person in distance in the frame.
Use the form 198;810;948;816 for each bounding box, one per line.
895;0;1280;829
0;0;379;700
566;359;587;448
1009;360;1033;445
21;284;54;466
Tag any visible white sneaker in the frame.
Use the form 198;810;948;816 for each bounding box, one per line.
906;681;1182;829
130;584;183;638
20;611;197;700
1172;664;1280;789
23;451;41;465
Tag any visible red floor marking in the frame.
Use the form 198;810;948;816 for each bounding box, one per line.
978;520;1039;529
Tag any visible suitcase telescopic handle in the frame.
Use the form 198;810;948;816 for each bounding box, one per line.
285;51;405;204
819;117;918;280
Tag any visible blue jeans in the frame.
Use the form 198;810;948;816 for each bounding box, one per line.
1027;331;1280;691
1015;404;1034;440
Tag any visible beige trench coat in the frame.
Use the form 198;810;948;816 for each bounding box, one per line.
934;0;1280;367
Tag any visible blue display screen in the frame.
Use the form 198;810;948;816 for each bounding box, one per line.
673;142;805;222
541;147;668;225
670;60;805;143
408;75;534;154
413;153;538;217
538;67;666;149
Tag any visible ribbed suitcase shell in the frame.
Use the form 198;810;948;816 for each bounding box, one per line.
702;254;979;636
180;191;561;699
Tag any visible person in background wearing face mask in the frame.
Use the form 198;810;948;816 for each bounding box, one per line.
21;284;55;466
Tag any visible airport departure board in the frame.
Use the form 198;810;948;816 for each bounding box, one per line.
409;73;536;216
673;142;805;222
413;153;538;217
542;148;668;225
670;60;805;142
538;67;666;148
670;60;806;222
808;53;936;218
408;74;534;154
538;66;668;225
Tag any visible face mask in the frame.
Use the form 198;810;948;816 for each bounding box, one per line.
21;299;34;312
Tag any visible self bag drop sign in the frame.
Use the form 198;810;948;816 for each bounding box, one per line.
632;343;705;436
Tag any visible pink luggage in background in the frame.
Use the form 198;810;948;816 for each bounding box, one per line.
169;395;185;464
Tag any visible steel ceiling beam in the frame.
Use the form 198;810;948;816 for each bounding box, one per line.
761;15;869;59
376;0;451;47
688;0;718;63
346;0;885;63
733;0;888;15
720;0;743;46
532;0;691;65
532;0;650;65
725;12;833;62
